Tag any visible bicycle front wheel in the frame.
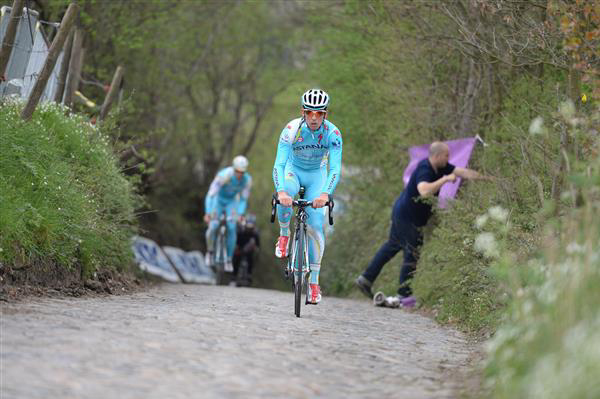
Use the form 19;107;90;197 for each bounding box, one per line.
215;230;226;285
294;277;302;317
293;227;306;318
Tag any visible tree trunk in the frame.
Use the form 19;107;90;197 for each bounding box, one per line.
53;29;73;103
63;27;84;108
21;2;79;120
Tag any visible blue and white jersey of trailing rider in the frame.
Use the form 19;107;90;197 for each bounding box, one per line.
273;118;343;195
205;167;252;215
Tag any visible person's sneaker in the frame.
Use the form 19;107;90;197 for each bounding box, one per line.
224;260;234;273
307;283;321;304
373;292;400;308
275;236;289;258
355;275;374;299
399;295;416;308
373;291;386;306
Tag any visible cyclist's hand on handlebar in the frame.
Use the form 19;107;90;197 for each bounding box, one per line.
203;214;211;224
278;191;293;207
312;193;329;208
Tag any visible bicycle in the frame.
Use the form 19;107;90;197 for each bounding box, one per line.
271;187;334;317
212;211;228;285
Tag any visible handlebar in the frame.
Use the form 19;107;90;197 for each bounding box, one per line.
270;193;334;225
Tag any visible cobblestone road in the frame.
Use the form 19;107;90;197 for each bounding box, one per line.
1;284;475;399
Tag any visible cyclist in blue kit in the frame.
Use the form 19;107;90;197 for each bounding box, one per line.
272;89;343;304
204;155;252;272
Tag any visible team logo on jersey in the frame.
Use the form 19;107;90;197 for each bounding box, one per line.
294;129;303;143
332;138;341;147
280;131;291;143
287;125;292;129
334;130;341;136
294;144;325;151
318;133;323;144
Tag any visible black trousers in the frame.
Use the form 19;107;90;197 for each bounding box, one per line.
362;202;423;297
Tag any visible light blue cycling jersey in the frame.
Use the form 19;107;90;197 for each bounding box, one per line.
273;118;343;195
205;167;252;261
272;117;343;285
205;166;252;216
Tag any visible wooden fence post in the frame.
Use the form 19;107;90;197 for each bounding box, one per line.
53;28;73;103
99;65;124;122
21;2;78;120
63;27;83;108
0;0;25;80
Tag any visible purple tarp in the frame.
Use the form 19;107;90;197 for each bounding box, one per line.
402;137;477;208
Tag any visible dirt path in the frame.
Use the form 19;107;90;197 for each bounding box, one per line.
1;284;476;399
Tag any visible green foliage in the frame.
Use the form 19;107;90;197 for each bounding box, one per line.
411;75;566;331
485;149;600;399
0;100;138;277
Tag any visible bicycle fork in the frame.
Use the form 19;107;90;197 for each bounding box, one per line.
289;223;310;285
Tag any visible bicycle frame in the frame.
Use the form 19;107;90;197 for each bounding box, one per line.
213;212;228;285
288;200;311;307
270;188;334;317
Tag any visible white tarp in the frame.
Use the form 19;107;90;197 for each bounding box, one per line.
21;23;62;102
131;236;181;283
0;6;37;97
163;246;215;285
1;7;62;101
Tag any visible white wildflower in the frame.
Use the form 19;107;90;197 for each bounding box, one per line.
559;100;575;120
566;242;585;254
475;214;489;229
475;232;500;258
488;206;509;223
529;116;546;135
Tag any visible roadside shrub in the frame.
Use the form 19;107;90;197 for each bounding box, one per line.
0;100;138;278
485;151;600;399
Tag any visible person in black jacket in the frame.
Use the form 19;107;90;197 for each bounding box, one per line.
355;141;491;305
233;214;260;286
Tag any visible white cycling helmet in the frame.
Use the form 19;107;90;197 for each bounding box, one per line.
302;89;329;111
232;155;248;172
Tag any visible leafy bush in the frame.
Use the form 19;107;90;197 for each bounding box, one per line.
485;151;600;399
0;100;138;278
